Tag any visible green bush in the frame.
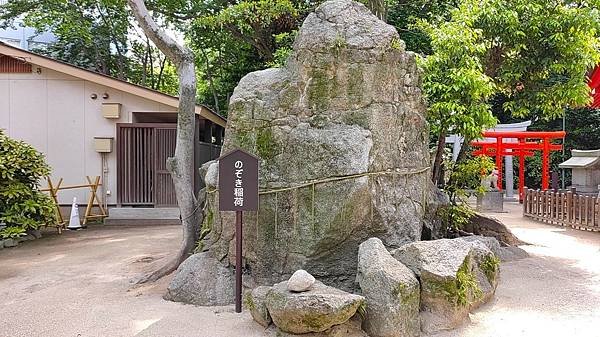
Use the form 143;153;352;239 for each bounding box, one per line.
438;156;495;236
0;130;55;236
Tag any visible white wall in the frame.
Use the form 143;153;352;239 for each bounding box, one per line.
0;65;170;204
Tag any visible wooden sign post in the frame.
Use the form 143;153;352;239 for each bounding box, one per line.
218;149;259;313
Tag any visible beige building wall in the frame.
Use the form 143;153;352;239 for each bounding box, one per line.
0;65;171;204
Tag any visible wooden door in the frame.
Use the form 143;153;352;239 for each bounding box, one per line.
154;127;177;207
116;123;177;207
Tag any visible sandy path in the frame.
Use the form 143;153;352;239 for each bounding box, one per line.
1;202;599;337
0;225;266;337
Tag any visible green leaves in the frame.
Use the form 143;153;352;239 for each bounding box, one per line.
418;3;497;140
0;130;55;231
473;0;600;120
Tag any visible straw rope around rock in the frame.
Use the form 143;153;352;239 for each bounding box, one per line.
205;166;430;240
206;166;430;196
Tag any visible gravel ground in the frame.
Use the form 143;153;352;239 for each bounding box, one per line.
0;202;599;337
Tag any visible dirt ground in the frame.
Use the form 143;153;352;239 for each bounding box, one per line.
1;202;599;337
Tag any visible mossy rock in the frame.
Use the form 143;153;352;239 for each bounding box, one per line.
265;281;365;334
246;286;272;327
393;239;485;333
356;238;421;337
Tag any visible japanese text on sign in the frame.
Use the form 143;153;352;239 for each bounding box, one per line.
234;161;244;207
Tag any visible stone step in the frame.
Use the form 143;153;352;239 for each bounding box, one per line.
104;207;181;226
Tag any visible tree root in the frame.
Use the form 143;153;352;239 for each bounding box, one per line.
135;249;188;284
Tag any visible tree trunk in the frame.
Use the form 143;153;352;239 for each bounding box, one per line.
366;0;387;22
431;130;447;186
128;0;204;284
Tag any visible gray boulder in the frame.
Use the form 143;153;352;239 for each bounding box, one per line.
267;316;368;337
356;238;420;337
3;238;17;248
392;239;480;333
465;213;525;246
266;280;365;334
164;252;234;306
459;235;528;262
245;286;272;327
454;238;499;308
198;0;432;296
288;269;316;292
28;229;43;239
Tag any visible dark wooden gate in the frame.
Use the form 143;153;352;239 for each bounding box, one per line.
117;123;177;207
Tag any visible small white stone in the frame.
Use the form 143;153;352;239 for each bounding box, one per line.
287;269;316;292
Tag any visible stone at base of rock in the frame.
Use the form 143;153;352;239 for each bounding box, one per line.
164;252;235;306
28;229;43;239
498;246;529;261
393;239;492;334
419;305;470;334
267;316;368;337
3;238;17;248
465;213;525;246
288;270;316;292
245;286;272;327
356;238;420;337
459;235;528;262
266;280;365;334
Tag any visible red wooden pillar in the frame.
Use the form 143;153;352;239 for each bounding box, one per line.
495;136;503;190
519;139;526;201
541;137;551;190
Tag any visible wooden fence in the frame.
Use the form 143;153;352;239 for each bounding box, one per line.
523;188;600;231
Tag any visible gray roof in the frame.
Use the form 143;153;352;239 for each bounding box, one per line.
559;149;600;168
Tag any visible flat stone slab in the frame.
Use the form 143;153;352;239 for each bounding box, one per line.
266;280;365;334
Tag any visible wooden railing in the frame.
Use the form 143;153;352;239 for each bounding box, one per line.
523;188;600;231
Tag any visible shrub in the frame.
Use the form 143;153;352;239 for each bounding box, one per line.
0;130;55;235
438;156;495;236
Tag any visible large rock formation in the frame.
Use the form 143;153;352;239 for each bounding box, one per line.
194;0;432;298
356;238;420;337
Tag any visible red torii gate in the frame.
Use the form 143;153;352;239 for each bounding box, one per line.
471;131;565;200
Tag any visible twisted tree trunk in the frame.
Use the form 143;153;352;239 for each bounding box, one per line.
128;0;204;283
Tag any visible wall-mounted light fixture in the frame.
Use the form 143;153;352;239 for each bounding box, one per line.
102;93;110;99
90;93;98;100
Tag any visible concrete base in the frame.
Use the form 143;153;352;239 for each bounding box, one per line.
477;190;505;212
105;207;181;225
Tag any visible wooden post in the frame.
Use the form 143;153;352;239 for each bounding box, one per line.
592;197;598;229
495;136;503;191
235;210;243;313
548;191;556;223
585;196;590;228
541;138;550;190
46;178;65;233
83;176;107;225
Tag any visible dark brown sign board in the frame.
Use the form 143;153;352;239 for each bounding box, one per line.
218;148;259;211
217;148;259;313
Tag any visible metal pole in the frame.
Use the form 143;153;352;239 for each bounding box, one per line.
235;210;243;313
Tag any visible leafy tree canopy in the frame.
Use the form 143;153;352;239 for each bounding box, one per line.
0;0;179;95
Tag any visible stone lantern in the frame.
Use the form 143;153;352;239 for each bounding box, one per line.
559;149;600;195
